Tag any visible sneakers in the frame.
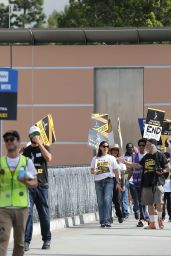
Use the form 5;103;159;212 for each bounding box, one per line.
158;218;164;229
42;240;51;250
134;211;140;220
24;242;30;251
118;217;124;223
137;220;144;227
144;222;157;229
101;224;105;228
105;223;111;228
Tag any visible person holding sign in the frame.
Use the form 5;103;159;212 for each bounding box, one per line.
124;139;169;229
0;130;37;256
24;126;52;251
91;141;120;227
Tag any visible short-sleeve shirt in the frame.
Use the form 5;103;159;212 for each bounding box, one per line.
23;145;50;188
91;154;119;181
139;151;167;187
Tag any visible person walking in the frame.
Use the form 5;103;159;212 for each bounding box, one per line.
110;144;126;223
125;139;169;229
0;130;37;256
131;139;149;227
24;125;52;251
123;143;135;219
91;141;120;227
162;152;171;221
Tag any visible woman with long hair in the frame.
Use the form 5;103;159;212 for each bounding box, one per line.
91;141;120;227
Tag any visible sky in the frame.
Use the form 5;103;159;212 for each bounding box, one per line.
0;0;69;16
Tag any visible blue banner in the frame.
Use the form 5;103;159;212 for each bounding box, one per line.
138;118;146;136
0;68;18;93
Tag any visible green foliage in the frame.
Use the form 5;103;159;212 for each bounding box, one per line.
0;4;10;28
48;0;171;28
9;0;45;28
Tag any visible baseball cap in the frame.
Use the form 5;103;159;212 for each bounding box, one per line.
29;125;40;138
3;130;20;141
147;138;157;146
126;143;134;149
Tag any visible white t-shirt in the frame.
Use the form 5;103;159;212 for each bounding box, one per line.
164;163;171;192
7;156;37;178
118;162;127;179
91;154;119;181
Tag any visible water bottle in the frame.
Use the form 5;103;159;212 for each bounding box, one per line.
18;167;25;180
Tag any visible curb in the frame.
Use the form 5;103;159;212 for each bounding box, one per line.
10;212;98;241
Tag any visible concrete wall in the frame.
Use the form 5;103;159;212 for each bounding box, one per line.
1;45;171;165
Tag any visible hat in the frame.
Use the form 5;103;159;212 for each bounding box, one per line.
147;138;157;146
110;143;120;149
29;125;40;137
3;130;20;141
126;143;134;149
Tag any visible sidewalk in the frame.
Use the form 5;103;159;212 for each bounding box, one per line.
8;216;171;256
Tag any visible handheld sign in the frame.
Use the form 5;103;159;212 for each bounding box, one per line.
161;119;171;148
88;113;109;150
138;118;146;137
143;108;165;141
36;114;56;146
0;68;18;120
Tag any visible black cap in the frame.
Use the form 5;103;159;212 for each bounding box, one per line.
126;143;134;149
3;130;20;141
147;138;157;146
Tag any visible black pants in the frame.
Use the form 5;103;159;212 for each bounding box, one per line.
112;178;123;219
162;192;171;219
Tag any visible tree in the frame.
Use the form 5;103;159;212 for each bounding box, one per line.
9;0;46;28
0;4;10;28
48;0;171;28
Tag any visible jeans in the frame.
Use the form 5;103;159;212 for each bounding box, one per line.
129;182;140;213
135;187;149;221
25;186;51;243
121;180;129;218
95;177;114;225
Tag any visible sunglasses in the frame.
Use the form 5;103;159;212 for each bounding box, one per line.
4;137;16;143
139;144;145;147
102;145;109;148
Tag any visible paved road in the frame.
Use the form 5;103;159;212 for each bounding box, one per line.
8;216;171;256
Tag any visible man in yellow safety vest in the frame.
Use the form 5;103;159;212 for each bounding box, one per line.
0;130;37;256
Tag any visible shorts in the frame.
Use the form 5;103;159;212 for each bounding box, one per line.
141;186;164;205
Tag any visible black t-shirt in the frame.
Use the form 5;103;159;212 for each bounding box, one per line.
23;145;50;188
139;151;167;187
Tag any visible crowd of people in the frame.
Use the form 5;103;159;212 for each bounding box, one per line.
1;125;171;256
91;138;171;229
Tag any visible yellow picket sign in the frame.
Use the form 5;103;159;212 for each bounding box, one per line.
36;114;56;146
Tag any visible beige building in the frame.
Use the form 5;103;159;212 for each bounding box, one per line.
1;43;171;165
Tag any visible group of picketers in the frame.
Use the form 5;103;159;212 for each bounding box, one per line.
0;126;52;256
91;138;171;229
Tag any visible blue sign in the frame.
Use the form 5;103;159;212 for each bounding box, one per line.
0;69;18;93
138;118;146;136
0;68;18;120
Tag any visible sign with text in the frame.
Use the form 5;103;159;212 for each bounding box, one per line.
36;114;56;146
0;68;18;120
143;108;165;141
88;113;109;150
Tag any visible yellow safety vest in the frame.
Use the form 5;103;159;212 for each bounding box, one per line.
0;155;28;207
